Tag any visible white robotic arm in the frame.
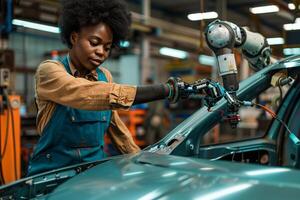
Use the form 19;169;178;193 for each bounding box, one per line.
205;19;271;127
206;19;271;72
241;28;271;71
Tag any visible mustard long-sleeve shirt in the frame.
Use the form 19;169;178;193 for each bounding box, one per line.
34;59;140;154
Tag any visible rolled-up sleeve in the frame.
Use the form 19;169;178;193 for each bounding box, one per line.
109;84;136;108
36;60;137;110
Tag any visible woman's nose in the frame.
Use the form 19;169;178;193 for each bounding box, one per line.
95;45;105;56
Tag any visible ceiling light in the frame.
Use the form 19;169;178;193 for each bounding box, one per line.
119;40;130;48
12;19;60;33
198;55;217;66
249;5;279;14
187;12;218;21
266;37;285;45
283;48;300;55
288;3;295;10
283;23;300;30
159;47;188;59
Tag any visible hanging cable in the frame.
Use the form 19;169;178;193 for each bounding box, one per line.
253;102;292;135
199;0;205;53
10;97;18;180
0;90;10;185
0;95;10;162
253;103;276;118
278;83;283;103
272;77;284;108
0;97;4;185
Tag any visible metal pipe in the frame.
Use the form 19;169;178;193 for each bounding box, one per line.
140;0;151;84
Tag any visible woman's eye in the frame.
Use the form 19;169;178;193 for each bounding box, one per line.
89;40;98;46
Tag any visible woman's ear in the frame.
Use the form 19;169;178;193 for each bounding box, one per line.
70;32;78;46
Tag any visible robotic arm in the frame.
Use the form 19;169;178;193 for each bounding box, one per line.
165;20;271;128
167;77;225;108
204;19;272;127
205;19;271;93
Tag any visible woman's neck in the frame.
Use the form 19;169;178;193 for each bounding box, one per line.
69;51;89;75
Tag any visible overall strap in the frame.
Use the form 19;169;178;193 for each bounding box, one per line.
96;68;108;82
59;56;72;74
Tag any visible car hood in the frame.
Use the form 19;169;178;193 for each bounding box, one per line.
45;152;300;200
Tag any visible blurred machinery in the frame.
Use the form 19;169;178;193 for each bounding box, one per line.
118;109;146;147
0;0;21;185
0;50;21;185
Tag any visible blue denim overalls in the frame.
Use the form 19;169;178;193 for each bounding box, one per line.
27;56;112;176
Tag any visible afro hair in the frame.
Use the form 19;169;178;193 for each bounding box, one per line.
59;0;131;49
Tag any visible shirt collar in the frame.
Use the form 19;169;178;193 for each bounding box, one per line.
67;54;98;79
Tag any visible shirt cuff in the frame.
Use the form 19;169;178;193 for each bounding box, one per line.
109;84;137;109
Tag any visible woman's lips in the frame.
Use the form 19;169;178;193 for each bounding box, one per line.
90;58;102;66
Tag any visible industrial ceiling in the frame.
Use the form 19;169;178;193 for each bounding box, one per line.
10;0;300;56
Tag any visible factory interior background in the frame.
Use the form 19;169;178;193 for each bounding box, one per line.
0;0;299;184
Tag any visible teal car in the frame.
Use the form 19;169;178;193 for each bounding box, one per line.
1;55;300;199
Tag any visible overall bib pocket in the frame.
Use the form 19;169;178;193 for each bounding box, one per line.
63;108;107;148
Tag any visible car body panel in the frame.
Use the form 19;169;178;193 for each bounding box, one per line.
43;152;300;200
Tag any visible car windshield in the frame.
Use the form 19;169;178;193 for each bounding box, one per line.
148;55;300;158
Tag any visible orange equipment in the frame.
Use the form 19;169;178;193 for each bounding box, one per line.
118;109;146;147
0;95;21;185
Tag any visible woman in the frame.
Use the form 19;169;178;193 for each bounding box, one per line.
28;0;189;176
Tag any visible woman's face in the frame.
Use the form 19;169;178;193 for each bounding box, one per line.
69;22;113;72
